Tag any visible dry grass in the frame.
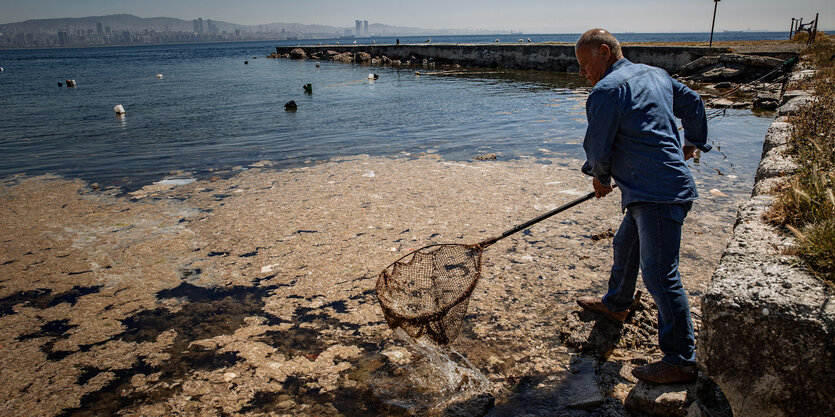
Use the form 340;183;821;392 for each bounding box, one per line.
767;32;835;284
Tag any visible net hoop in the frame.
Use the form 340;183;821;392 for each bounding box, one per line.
376;243;483;323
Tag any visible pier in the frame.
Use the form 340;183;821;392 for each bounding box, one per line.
275;43;799;73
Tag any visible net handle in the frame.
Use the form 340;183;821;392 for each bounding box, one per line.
477;184;616;248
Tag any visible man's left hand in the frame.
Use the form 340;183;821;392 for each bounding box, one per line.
683;145;697;161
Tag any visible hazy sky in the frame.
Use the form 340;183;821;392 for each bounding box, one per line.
1;0;832;32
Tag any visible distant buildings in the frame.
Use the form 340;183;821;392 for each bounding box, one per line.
0;16;330;48
352;19;370;36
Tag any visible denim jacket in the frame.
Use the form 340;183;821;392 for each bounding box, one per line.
581;59;711;211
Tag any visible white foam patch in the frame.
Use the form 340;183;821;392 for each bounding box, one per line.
156;178;195;186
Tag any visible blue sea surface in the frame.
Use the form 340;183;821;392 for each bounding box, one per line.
0;38;772;194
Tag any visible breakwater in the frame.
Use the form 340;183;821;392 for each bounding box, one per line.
275;44;796;73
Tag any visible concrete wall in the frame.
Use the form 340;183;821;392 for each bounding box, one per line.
275;44;734;73
700;70;834;416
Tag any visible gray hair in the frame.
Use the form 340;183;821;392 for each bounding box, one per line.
576;29;622;58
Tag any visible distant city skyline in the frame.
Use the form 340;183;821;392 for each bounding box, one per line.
1;0;832;33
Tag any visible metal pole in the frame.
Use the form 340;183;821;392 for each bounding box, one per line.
709;0;721;47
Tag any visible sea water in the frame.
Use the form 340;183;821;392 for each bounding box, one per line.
0;38;772;194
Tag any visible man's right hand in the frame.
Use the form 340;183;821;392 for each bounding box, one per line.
593;177;613;199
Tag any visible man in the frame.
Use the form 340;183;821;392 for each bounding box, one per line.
573;29;711;384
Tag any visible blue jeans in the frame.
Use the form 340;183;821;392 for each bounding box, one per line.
602;201;696;366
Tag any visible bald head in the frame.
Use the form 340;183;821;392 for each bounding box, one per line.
575;29;623;59
574;29;624;86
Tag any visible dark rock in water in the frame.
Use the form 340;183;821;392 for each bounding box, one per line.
332;52;354;63
57;81;63;87
753;91;781;110
284;100;298;111
474;153;498;161
356;52;372;63
244;61;248;65
679;54;786;83
289;48;307;59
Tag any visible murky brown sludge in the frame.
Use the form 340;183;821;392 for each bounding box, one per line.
0;155;740;416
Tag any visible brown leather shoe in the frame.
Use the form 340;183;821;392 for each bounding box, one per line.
576;296;628;323
631;361;697;384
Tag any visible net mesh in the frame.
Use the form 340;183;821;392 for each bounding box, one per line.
376;244;483;345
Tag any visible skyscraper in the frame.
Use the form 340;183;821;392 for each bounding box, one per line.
58;31;68;47
363;20;368;35
355;20;361;36
193;19;199;33
96;22;103;37
198;18;204;35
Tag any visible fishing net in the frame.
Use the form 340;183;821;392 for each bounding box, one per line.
376;244;483;345
376;189;600;345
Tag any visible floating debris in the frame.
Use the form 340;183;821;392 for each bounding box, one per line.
709;188;729;197
113;104;126;115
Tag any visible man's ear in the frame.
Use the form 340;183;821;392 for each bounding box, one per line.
598;43;610;59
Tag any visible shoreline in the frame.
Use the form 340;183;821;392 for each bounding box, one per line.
0;154;741;415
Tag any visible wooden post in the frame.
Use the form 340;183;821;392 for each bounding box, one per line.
790;18;795;40
811;13;819;43
709;0;721;47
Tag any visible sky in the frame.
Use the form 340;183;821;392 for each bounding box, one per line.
1;0;832;33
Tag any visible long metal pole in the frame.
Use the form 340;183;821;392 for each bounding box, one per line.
709;0;720;47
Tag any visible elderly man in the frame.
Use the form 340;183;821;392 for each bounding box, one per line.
573;29;711;384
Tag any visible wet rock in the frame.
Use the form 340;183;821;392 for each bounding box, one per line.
753;91;781;110
474;153;497;161
439;392;495;417
679;53;786;83
356;52;372;63
289;48;307;59
625;380;694;417
332;52;354;63
708;98;735;108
